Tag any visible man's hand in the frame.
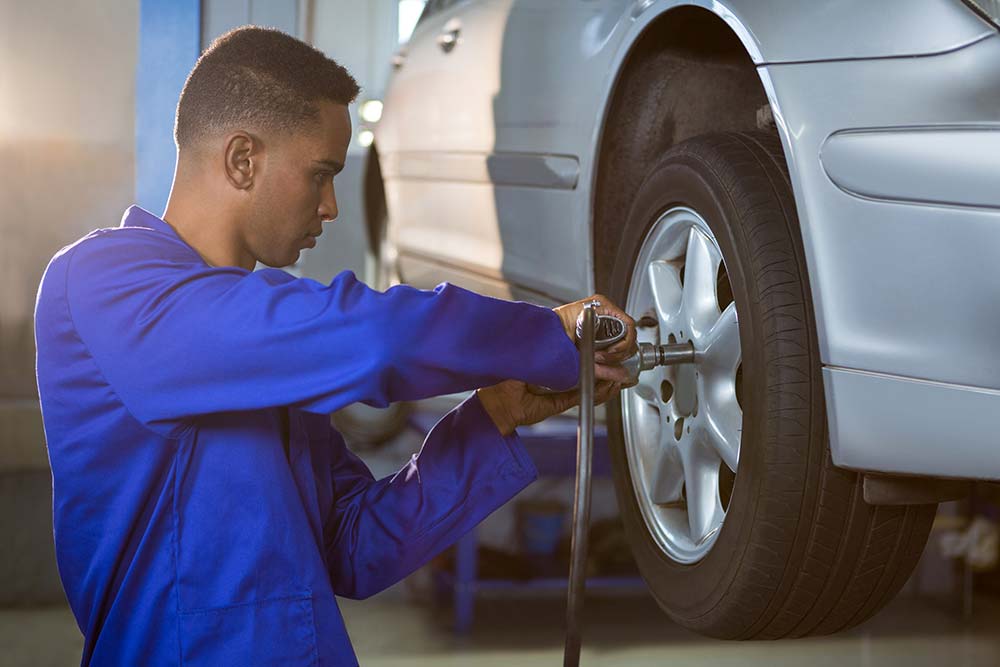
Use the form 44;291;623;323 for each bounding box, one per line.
553;294;637;385
477;380;623;436
476;293;638;436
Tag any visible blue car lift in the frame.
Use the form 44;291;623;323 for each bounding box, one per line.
408;410;648;635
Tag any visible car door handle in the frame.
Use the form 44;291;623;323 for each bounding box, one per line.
437;20;461;53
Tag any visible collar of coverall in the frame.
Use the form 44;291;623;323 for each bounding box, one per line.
119;205;180;239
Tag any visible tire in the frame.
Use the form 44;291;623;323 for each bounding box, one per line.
331;148;411;450
601;131;936;639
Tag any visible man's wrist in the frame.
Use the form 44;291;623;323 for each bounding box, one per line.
475;387;516;437
552;306;576;342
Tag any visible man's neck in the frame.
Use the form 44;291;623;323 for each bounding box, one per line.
162;179;255;271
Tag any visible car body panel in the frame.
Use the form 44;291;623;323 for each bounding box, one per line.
824;368;1000;480
762;34;1000;389
633;0;994;64
377;0;1000;479
820;127;1000;209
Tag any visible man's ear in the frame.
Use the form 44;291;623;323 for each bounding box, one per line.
223;132;259;190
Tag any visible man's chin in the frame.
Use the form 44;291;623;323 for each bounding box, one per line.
256;251;299;269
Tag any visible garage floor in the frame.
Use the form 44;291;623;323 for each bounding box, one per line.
4;590;999;666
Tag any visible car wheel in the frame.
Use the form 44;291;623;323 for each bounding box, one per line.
331;149;412;450
602;131;936;638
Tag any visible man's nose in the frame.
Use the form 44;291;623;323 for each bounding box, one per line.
318;186;338;222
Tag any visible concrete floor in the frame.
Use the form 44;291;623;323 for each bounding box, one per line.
4;589;999;666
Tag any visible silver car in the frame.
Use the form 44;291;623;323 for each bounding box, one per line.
369;0;1000;638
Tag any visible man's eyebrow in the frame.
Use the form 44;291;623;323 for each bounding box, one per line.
313;159;345;174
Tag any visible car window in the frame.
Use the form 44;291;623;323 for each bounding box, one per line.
417;0;441;25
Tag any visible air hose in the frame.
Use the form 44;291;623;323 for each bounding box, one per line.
562;304;695;667
563;303;597;667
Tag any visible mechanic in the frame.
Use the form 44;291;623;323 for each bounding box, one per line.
34;26;637;666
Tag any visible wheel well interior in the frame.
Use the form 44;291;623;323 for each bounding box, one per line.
593;7;772;288
362;144;386;254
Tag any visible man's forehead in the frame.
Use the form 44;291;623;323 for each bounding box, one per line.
283;102;350;160
313;101;351;147
317;100;351;128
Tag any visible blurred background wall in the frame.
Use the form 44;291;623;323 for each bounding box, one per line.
0;0;139;603
0;0;138;470
0;0;410;605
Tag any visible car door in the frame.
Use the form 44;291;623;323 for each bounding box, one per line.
380;0;515;298
379;0;631;302
481;0;631;302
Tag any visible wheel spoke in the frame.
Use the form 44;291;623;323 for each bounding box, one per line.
683;227;722;336
704;394;741;473
649;432;684;505
678;430;725;544
701;303;741;472
636;318;659;345
625;401;662;488
702;302;740;373
647;260;682;326
632;365;663;406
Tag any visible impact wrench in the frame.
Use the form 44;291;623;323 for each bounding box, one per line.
554;302;695;667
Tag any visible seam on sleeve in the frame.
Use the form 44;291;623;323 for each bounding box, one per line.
404;400;534;548
171;450;182;666
63;242;196;441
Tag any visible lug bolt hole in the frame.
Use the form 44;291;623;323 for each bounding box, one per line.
735;363;743;410
660;380;673;403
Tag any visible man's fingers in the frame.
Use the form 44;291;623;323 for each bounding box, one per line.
595;362;630;384
546;389;580;416
594;380;623;406
595;303;638;362
555;295;638;360
596;343;633;364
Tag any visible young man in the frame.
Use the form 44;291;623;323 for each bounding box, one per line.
35;27;635;666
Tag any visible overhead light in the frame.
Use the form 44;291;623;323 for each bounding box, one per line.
358;129;375;148
360;100;383;124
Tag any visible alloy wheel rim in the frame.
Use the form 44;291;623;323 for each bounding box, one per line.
622;206;743;564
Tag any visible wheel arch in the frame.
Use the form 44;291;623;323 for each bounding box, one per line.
589;4;789;289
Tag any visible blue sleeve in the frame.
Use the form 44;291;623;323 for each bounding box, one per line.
321;393;538;599
63;231;578;436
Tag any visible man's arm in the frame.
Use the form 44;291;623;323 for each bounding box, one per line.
64;231;578;437
321;392;537;599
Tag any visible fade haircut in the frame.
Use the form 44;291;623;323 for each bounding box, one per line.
174;26;360;150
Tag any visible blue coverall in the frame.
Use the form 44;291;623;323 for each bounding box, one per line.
34;206;580;666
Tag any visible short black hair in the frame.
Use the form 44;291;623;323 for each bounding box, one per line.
174;26;360;149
